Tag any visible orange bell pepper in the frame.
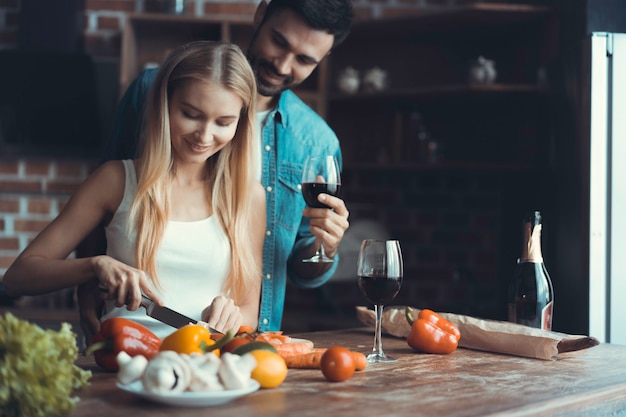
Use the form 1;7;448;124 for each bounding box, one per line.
405;307;460;354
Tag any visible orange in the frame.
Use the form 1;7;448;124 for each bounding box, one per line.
249;350;288;388
321;346;355;382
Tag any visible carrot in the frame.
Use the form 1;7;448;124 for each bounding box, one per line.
282;348;367;371
256;331;291;344
274;342;315;359
283;348;326;369
352;351;367;371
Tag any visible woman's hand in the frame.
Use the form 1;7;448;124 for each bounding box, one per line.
201;296;243;334
90;255;162;310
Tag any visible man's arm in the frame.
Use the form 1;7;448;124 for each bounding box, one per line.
287;137;349;285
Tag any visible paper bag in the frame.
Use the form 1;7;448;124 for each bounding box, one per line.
356;306;599;360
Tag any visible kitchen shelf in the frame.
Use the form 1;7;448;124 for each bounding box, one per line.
325;3;558;170
347;3;556;38
329;83;550;102
344;161;535;173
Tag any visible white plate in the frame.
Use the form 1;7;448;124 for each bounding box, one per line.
117;379;260;407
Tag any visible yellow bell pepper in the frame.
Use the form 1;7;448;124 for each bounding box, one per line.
160;324;234;356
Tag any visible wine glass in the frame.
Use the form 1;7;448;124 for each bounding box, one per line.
357;239;403;363
301;155;342;263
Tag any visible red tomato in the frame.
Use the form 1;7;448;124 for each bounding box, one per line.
321;346;355;382
221;337;251;354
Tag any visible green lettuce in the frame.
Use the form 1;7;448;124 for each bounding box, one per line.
0;312;92;417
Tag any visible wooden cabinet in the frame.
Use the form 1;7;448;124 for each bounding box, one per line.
118;13;328;113
119;14;251;97
324;3;559;171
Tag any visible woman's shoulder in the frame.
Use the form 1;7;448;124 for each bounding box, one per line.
85;160;128;200
92;160;126;182
66;160;127;215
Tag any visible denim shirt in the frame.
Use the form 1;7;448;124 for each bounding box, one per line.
258;91;341;331
108;69;341;331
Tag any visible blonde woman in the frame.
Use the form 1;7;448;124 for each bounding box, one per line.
4;41;265;337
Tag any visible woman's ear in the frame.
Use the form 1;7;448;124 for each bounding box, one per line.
253;0;268;29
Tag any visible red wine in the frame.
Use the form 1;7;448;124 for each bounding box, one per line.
507;211;554;330
302;182;341;208
358;274;402;305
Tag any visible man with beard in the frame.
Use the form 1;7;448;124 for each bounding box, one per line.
79;0;353;340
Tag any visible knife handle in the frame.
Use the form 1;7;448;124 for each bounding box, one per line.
98;284;152;309
139;293;153;311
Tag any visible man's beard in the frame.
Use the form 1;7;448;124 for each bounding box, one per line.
247;52;298;97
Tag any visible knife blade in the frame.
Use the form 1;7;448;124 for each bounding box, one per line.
140;294;222;334
140;294;197;328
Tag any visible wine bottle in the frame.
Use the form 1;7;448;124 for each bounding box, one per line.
507;211;554;330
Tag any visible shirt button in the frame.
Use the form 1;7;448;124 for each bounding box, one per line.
266;230;272;236
262;318;269;325
296;184;302;190
265;145;271;151
265;274;272;280
266;186;272;192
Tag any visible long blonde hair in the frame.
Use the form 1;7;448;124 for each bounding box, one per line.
129;41;259;303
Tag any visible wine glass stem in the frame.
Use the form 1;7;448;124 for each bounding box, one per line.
318;241;327;258
373;304;384;356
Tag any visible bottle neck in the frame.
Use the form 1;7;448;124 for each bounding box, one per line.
520;222;543;263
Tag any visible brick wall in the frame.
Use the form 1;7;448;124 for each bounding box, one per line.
0;159;96;306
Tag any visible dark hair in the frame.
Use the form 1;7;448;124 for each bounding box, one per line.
264;0;353;48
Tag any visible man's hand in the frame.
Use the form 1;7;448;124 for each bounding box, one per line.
302;193;350;259
76;280;103;348
292;192;350;279
75;225;107;348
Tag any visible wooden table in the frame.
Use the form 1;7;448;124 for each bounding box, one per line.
70;328;626;417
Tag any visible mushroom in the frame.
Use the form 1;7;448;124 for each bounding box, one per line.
116;351;148;385
141;351;192;394
186;353;224;392
218;352;257;390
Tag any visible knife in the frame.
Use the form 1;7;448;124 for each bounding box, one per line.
97;284;221;334
139;294;222;334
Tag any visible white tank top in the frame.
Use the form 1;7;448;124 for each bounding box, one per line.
254;110;271;181
100;160;231;338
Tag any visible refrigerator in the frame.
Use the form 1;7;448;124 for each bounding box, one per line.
545;0;626;343
587;32;626;344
